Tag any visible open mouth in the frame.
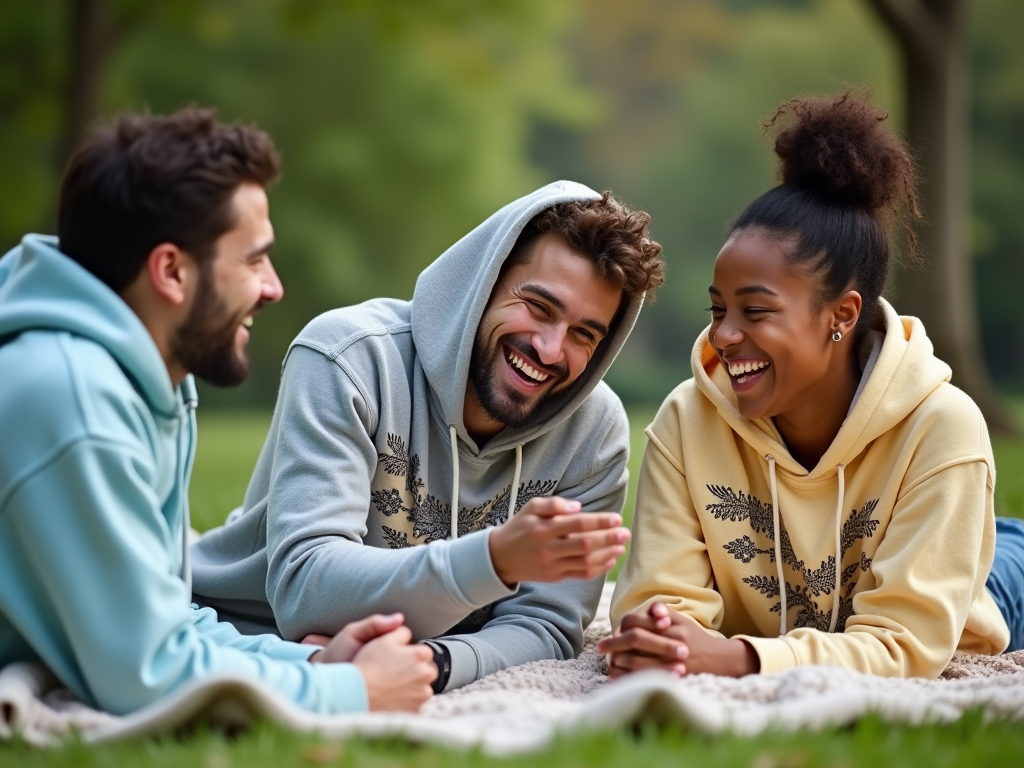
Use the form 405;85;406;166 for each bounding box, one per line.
506;347;551;386
725;358;771;387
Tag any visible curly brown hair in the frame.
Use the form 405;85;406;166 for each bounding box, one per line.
503;190;665;302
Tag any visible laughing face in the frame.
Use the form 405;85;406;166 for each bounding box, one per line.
465;233;622;438
708;228;858;424
170;183;283;387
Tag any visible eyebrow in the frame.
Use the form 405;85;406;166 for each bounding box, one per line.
522;283;610;337
244;239;275;260
707;284;778;298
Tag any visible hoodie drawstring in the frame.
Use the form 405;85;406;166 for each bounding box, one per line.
450;425;460;539
507;444;523;522
766;455;846;637
829;464;846;634
448;425;524;540
766;455;785;636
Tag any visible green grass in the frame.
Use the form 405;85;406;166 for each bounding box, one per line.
6;406;1024;766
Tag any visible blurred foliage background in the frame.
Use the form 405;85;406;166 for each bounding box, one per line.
2;0;1022;409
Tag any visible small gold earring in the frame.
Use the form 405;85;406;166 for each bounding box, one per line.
832;331;842;342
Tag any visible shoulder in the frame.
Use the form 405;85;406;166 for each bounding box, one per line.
567;381;629;441
292;298;412;359
0;331;154;487
899;381;992;464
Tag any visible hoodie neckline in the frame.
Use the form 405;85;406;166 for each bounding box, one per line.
692;298;952;480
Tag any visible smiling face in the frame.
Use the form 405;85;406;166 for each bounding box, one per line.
465;233;623;438
708;228;859;424
170;183;283;387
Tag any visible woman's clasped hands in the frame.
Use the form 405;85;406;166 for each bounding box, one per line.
596;603;760;679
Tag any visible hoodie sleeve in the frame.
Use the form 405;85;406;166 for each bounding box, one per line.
0;435;366;716
260;345;516;643
432;405;629;690
610;423;728;636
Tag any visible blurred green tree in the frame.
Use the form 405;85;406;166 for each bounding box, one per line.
1;0;597;406
866;0;1013;431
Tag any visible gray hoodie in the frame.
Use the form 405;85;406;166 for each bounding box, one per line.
191;181;640;690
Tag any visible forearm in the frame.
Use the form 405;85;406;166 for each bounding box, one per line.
268;528;515;641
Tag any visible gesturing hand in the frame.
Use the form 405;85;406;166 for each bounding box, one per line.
305;613;406;663
352;626;437;712
487;496;630;586
596;602;759;679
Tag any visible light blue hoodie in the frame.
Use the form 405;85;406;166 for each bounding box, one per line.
0;235;366;715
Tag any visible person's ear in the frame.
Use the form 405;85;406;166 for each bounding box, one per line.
830;290;862;340
144;243;196;307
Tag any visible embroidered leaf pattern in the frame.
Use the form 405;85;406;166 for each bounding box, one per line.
409;494;452;543
709;484;879;632
378;434;410;476
375;432;555;546
381;525;409;549
742;574;780;599
724;535;772;564
370;488;407;517
483;479;558;528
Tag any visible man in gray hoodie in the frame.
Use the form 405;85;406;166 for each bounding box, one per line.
191;181;665;692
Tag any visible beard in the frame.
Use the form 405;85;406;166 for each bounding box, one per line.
169;267;253;388
467;332;569;429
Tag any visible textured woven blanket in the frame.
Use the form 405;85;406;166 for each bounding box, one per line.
3;584;1024;754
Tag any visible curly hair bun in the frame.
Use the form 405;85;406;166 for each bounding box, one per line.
767;91;917;216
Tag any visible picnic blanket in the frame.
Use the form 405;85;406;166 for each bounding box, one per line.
4;583;1024;754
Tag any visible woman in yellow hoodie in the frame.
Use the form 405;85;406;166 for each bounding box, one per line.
599;91;1024;679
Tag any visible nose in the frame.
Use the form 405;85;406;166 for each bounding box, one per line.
713;316;743;349
261;258;285;304
531;323;567;366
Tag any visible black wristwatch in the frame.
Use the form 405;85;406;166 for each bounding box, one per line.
426;641;451;693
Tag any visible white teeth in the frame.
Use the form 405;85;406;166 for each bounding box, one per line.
242;316;254;328
728;360;769;377
507;351;549;383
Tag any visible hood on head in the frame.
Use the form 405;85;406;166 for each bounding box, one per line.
0;234;182;416
411;181;644;454
692;297;952;479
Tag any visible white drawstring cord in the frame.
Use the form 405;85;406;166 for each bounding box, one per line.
448;428;524;539
766;454;847;636
449;425;460;540
507;444;523;521
766;454;785;637
828;464;846;634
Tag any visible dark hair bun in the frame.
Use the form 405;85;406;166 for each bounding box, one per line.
767;91;916;215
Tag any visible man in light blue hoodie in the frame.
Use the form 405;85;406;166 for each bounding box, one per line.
192;182;666;692
0;108;436;716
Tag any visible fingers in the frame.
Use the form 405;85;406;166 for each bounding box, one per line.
607;652;687;677
301;633;332;647
522;496;581;518
550;527;630;556
596;627;688;661
544;513;624;537
372;625;413;646
621;609;668;634
341;613;405;643
553;546;626;579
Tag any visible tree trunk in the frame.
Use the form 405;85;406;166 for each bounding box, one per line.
866;0;1015;432
62;0;112;169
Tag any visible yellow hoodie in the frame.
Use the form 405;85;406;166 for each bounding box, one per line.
612;299;1010;678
